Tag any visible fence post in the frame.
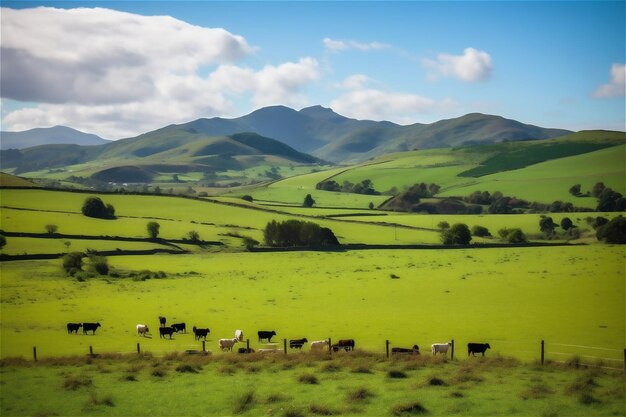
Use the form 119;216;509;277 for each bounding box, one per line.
202;340;206;353
246;339;250;352
33;346;37;362
283;338;287;355
89;346;94;357
328;337;332;355
451;339;455;360
541;340;545;365
137;343;141;355
386;340;390;358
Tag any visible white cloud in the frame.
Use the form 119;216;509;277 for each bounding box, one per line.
330;75;456;123
0;7;320;138
323;37;390;52
422;47;493;82
593;63;625;98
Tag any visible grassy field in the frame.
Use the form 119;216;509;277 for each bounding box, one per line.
1;353;624;417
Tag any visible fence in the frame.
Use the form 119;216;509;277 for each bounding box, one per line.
28;338;626;372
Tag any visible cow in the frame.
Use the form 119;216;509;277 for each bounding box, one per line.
136;324;149;337
159;326;175;339
332;339;355;352
193;326;210;340
83;323;101;335
235;330;244;342
431;342;452;355
392;345;420;355
171;323;186;333
468;343;491;356
219;338;239;351
289;338;308;349
258;330;276;342
310;340;329;352
238;347;255;354
158;316;166;327
67;323;82;334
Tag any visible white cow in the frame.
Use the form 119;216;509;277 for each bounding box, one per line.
235;329;244;342
310;340;329;352
136;324;149;336
431;342;452;355
219;338;239;351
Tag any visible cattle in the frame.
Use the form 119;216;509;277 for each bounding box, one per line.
67;323;82;334
219;338;239;351
171;323;186;333
235;330;244;342
289;338;308;349
392;345;420;355
332;339;355;352
193;326;210;340
136;324;149;337
310;340;329;352
468;343;491;356
431;342;452;355
83;322;101;335
258;330;276;342
159;326;175;339
238;347;255;354
158;316;166;327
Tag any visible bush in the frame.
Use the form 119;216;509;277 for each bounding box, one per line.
471;225;491;237
441;223;472;245
242;236;259;249
82;197;115;219
62;252;83;273
0;234;6;250
146;221;160;239
303;194;316;208
596;215;626;244
560;217;574;230
437;221;450;230
241;195;254;202
185;230;200;243
45;224;58;234
539;216;558;235
498;228;527;243
89;255;109;275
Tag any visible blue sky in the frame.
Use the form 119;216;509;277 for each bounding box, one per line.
1;1;624;139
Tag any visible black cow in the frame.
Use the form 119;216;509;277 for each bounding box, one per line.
258;330;276;342
67;323;82;334
82;322;101;335
171;323;186;333
392;345;420;355
332;339;355;352
192;326;210;340
159;327;175;339
238;347;255;354
289;338;308;349
468;343;491;356
158;316;166;327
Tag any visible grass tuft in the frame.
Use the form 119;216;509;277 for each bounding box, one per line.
579;392;601;405
62;374;92;391
388;370;408;379
175;364;199;373
298;373;319;384
86;392;115;408
309;403;340;415
233;389;255;414
519;379;554;400
266;393;290;403
151;368;166;377
391;400;428;416
427;376;447;386
346;386;375;403
283;406;306;417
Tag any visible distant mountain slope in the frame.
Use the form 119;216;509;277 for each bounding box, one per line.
0;126;109;150
0;172;37;187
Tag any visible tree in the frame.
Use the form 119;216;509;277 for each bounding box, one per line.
242;236;259;250
89;255;109;275
539;216;558;235
241;195;254;202
437;221;450;230
45;224;58;234
147;221;160;239
0;234;6;250
62;252;83;274
82;196;115;219
441;223;472;245
560;217;574;230
568;184;582;197
303;194;316;208
471;225;491;237
591;182;606;198
596;215;626;244
504;228;527;243
596;188;625;212
186;230;200;243
368;202;375;210
263;220;339;247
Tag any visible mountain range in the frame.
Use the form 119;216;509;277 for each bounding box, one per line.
0;125;109;150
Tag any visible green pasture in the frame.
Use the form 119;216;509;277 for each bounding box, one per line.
1;354;624;417
1;246;623;364
0;237;170;256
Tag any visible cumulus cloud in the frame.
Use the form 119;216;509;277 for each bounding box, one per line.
422;47;493;82
0;7;319;138
330;75;455;123
593;63;625;98
323;37;390;52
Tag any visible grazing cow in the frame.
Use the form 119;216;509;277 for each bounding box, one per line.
158;316;166;327
392;345;420;355
289;338;308;349
83;322;101;335
193;326;210;340
159;326;175;339
67;323;82;334
431;342;452;355
171;323;186;333
219;338;239;351
238;347;255;354
310;340;329;352
332;339;355;352
468;343;491;356
235;330;244;342
136;324;149;336
258;330;276;342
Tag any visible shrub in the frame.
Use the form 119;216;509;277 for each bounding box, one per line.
89;255;109;275
45;224;58;234
0;234;6;250
62;252;83;273
185;230;200;243
82;196;115;219
596;215;626;244
147;221;160;239
303;193;316;208
241;195;254;202
471;225;491;237
539;216;558;235
441;223;472;245
242;236;259;249
437;221;450;230
560;217;573;230
504;228;527;243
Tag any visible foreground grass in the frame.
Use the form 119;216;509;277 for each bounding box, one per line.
1;353;623;416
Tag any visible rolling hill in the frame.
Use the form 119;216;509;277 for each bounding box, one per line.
0;126;109;150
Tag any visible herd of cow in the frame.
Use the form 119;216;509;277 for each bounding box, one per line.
66;318;492;356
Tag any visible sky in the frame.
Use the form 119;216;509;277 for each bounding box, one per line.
1;1;624;140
